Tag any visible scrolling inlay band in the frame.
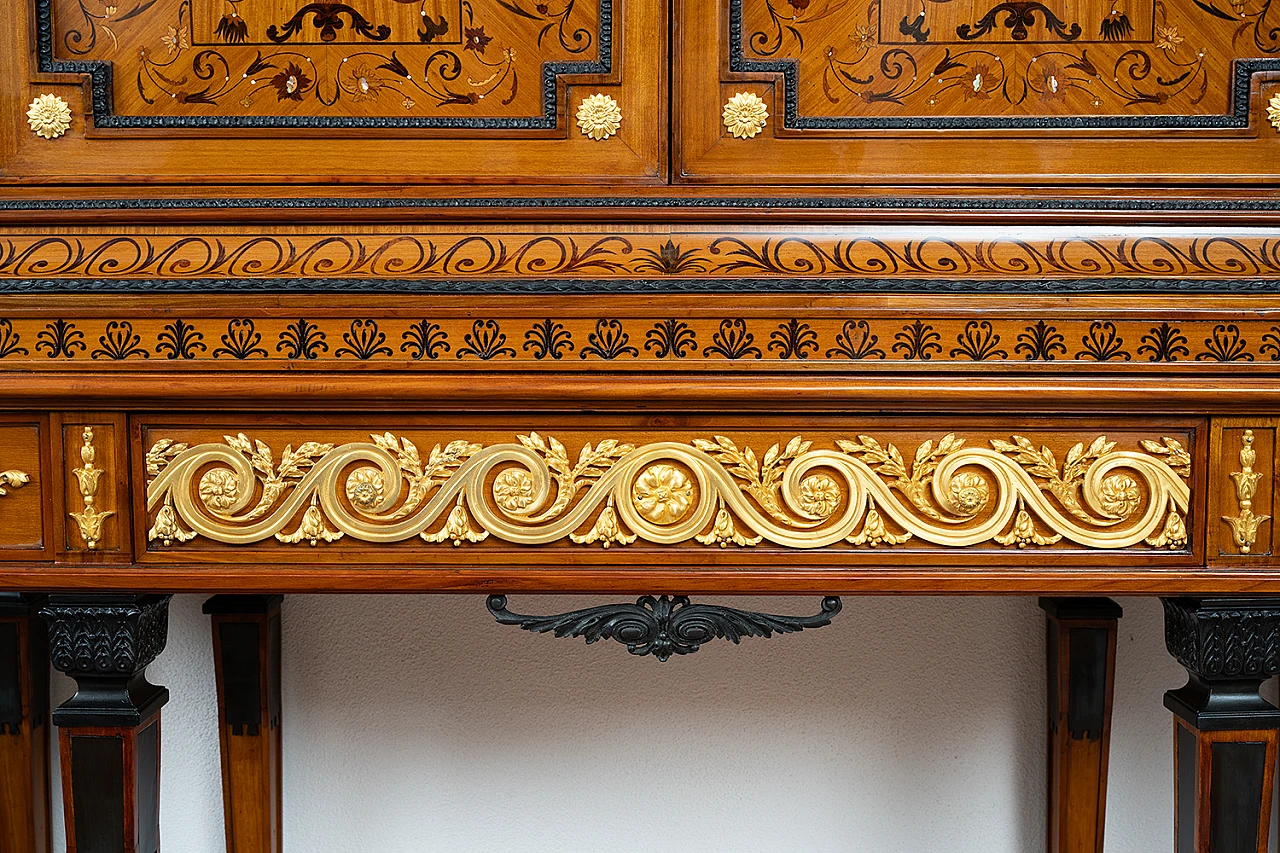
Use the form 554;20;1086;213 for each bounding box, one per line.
145;431;1192;551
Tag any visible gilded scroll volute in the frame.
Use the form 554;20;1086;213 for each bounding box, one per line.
144;429;1192;554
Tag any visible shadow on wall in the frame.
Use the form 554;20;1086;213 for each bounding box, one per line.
49;595;1200;853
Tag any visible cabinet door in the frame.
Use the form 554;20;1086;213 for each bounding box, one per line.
676;0;1280;187
1;0;664;185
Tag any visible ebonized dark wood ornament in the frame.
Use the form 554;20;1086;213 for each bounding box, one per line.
486;594;841;660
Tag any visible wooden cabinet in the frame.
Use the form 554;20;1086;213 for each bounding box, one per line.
675;0;1280;187
13;0;1280;190
2;0;666;185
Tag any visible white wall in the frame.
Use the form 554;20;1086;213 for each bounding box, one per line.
42;595;1255;852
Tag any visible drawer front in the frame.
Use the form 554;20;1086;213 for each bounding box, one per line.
0;418;50;560
136;415;1202;569
2;0;665;184
677;0;1280;186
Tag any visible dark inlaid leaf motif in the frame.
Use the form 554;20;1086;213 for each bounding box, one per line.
457;320;516;360
214;319;268;359
335;319;393;360
401;320;450;360
277;319;329;360
92;321;149;360
35;320;85;359
1262;326;1280;361
703;319;762;359
1137;322;1190;362
523;319;574;359
644;320;697;358
266;4;392;44
1075;321;1130;362
892;320;943;361
768;320;820;359
634;241;709;275
1196;324;1254;362
581;319;639;360
155;319;206;360
0;320;29;358
826;320;886;360
1014;321;1066;361
950;320;1008;360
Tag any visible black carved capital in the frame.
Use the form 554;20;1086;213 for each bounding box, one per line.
1161;598;1280;731
40;595;171;727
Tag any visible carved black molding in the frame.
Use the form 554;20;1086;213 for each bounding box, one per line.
33;0;610;130
727;0;1280;130
1161;598;1280;731
487;594;841;661
0;276;1278;295
5;196;1280;212
40;595;172;727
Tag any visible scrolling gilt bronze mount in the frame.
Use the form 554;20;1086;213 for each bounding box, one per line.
487;594;843;660
143;430;1192;553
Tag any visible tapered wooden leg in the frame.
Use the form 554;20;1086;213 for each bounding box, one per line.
1041;598;1121;853
40;595;171;853
204;595;283;853
0;594;51;853
1162;598;1280;853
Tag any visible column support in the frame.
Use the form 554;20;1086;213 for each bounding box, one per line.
40;594;171;853
204;595;283;853
1041;597;1121;853
1162;598;1280;853
0;594;51;853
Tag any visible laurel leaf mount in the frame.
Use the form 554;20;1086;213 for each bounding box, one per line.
487;595;842;661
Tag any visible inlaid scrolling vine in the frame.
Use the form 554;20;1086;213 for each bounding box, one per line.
145;431;1192;552
6;233;1280;279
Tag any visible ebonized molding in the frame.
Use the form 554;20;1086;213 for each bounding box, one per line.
5;197;1280;211
3;277;1280;294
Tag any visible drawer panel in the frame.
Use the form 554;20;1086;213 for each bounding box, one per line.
0;418;50;560
135;415;1203;568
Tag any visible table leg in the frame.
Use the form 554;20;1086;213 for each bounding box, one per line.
1162;598;1280;853
1041;597;1122;853
0;595;50;853
204;595;283;853
40;595;171;853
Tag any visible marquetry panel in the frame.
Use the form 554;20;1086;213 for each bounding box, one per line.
54;415;131;562
1209;418;1278;563
0;0;664;183
0;419;51;561
678;0;1280;185
41;0;606;125
135;415;1201;567
0;293;1277;371
733;0;1272;124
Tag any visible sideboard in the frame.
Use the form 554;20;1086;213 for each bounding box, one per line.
3;0;1280;850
